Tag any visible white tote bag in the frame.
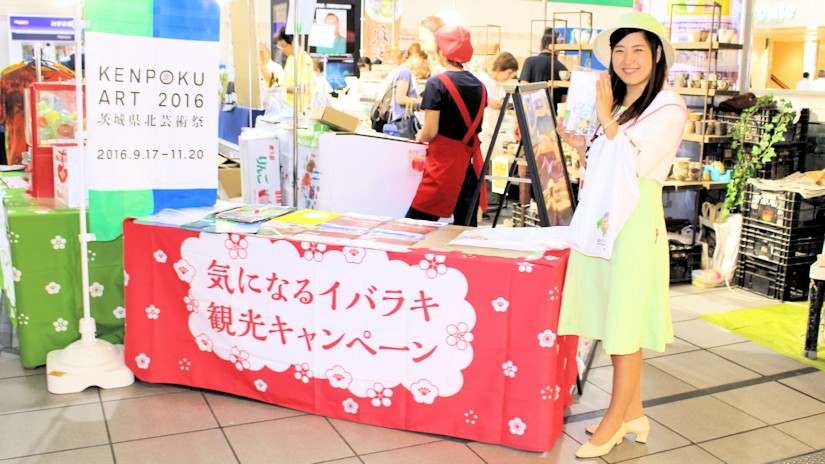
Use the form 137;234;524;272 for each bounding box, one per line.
566;131;640;259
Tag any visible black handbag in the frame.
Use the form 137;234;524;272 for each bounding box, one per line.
393;102;421;140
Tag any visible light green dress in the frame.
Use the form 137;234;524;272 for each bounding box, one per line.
558;178;673;354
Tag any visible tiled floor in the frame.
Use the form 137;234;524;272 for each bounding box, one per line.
1;284;824;463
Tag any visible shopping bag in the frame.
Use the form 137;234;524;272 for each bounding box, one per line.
392;101;421;141
566;131;640;259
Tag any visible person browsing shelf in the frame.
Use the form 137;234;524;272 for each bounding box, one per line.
555;11;687;459
276;27;314;108
390;48;428;121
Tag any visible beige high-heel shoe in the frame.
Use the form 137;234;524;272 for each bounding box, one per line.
585;416;650;443
576;422;627;459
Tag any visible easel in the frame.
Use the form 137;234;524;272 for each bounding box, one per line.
467;82;576;228
468;82;599;395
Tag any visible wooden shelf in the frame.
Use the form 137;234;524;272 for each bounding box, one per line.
673;87;739;97
682;133;732;143
549;80;570;88
663;180;729;191
553;43;594;51
672;42;743;51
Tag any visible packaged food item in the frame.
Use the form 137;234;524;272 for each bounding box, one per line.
563;69;601;139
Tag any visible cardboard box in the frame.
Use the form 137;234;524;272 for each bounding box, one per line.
239;129;282;205
52;144;88;207
309;106;360;132
218;155;242;199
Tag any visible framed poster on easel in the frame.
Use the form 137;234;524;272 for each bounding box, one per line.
469;82;576;227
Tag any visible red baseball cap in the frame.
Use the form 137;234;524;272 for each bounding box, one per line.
434;25;473;64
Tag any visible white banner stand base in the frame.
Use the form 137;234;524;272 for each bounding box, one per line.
46;339;134;394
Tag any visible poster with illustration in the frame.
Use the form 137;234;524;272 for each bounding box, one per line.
517;85;575;227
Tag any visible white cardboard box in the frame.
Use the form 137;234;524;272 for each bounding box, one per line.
239;129;282;205
52;144;87;207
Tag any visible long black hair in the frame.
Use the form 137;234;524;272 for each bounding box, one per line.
608;28;668;124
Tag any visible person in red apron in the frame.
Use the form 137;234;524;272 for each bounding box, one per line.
407;24;487;227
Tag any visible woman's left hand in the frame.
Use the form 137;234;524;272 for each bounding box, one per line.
595;71;614;126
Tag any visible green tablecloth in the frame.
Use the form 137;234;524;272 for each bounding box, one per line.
0;173;125;368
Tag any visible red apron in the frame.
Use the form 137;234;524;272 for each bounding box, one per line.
411;74;488;218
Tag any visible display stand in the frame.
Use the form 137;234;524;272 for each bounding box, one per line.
468;82;575;227
46;0;134;394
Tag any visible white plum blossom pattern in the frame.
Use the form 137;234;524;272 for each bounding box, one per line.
418;253;447;279
87;250;96;262
53;318;68;332
8;231;19;244
410;379;439;404
517;262;534;273
465;410;478;424
153;250;167;263
12;267;21;282
145;304;160;320
135;353;151;369
184;294;199;313
555;385;561;401
254;379;268;392
509;417;527;435
196;334;214;352
50;235;66;250
342;247;366;264
45;282;61;295
325;365;353;389
17;313;29;325
548;286;560;301
124;270;130;286
89;282;104;298
174;259;196;283
343;398;359;414
491;297;509;312
538;329;557;348
502;360;518;378
294;363;314;383
545;255;559;261
179;358;191;371
446;322;474;351
301;242;326;262
366;383;393;407
113;306;126;319
540;386;552;400
225;234;249;260
230;346;250;371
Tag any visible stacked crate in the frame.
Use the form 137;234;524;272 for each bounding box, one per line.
735;183;825;300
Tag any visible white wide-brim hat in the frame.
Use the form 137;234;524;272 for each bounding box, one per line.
593;11;676;70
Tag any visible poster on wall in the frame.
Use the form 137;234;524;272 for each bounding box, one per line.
84;0;220;241
363;0;402;62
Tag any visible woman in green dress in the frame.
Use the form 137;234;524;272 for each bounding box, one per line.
557;12;687;459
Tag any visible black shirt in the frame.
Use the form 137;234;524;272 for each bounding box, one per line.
421;71;484;146
519;52;567;83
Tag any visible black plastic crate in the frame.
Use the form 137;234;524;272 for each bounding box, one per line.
735;254;811;301
720;108;809;145
742;184;825;228
669;242;702;283
739;219;824;266
754;142;807;179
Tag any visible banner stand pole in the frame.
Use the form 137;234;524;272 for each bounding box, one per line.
46;0;134;394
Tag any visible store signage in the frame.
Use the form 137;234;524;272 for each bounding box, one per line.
754;3;797;24
179;234;475;399
9;16;75;32
8;16;75;41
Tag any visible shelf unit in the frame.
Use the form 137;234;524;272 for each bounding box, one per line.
667;2;742;161
469;25;501;72
547;11;594;104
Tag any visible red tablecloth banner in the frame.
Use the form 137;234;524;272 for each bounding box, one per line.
122;219;576;452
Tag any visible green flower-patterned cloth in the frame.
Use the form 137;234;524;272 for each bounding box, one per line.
0;173;125;368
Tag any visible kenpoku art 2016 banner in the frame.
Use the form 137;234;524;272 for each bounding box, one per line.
84;0;220;241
